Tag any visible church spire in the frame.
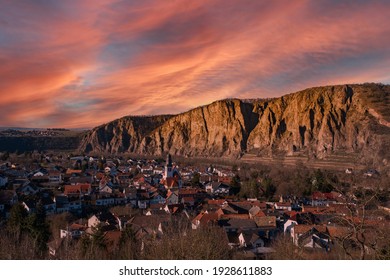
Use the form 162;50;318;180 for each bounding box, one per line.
166;153;172;167
164;153;173;178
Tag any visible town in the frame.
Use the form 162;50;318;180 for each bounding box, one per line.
0;151;389;260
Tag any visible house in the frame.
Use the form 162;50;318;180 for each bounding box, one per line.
205;182;220;193
164;204;184;215
40;194;56;215
252;215;278;241
54;195;69;213
214;183;231;196
136;190;150;209
166;190;179;205
291;224;330;251
69;176;93;185
150;192;166;205
141;165;154;174
88;211;118;229
283;218;298;235
31;173;49;184
205;182;230;195
99;185;113;194
225;231;240;248
124;188;137;207
220;218;258;233
192;211;219;229
17;183;40;196
311;191;338;206
68;199;82;212
214;168;235;177
117;173;132;186
363;169;379;177
238;231;265;248
181;196;195;207
248;206;266;219
60;223;87;239
65;169;83;176
0;175;8;187
95;193;115;206
22;200;36;213
64;183;91;197
131;215;170;237
274;202;292;211
253;216;277;229
48;170;63;184
345;168;353;174
114;193;127;205
114;215;133;231
206;199;227;210
153;167;164;175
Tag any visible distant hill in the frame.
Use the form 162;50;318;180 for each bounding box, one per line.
79;83;390;169
0;128;85;152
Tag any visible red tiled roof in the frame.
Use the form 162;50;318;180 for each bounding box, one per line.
293;224;314;234
220;214;249;220
326;226;350;238
64;183;91;195
162;177;179;188
66;169;82;175
207;199;226;205
69;223;87;231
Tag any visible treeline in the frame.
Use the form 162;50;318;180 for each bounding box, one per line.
0;136;81;153
0;207;231;260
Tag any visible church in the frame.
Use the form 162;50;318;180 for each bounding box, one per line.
160;154;182;189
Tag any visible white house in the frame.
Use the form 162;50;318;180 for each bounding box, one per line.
274;202;292;211
205;182;230;195
284;218;298;235
238;232;265;248
291;225;330;250
60;223;86;239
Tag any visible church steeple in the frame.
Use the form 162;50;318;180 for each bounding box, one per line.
164;153;173;178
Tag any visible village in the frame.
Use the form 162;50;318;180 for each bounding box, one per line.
0;152;389;260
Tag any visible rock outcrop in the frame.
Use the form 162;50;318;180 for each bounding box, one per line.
79;83;390;166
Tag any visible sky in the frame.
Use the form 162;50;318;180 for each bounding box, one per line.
1;0;390;128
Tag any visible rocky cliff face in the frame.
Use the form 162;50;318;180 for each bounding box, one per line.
81;115;172;153
79;84;390;165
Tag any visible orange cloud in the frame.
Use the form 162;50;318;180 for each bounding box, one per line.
0;0;389;128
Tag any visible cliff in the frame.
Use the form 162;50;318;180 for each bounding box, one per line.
79;83;390;166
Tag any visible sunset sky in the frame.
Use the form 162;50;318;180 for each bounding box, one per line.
1;0;390;128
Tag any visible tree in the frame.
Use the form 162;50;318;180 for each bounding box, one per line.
26;202;50;256
143;217;231;260
191;172;201;187
239;179;259;199
312;169;333;193
1;151;9;161
230;175;241;195
263;178;276;200
329;185;390;260
7;203;28;241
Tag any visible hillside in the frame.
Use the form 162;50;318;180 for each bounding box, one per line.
79;84;390;168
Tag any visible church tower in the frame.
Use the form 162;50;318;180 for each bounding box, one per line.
164;153;173;179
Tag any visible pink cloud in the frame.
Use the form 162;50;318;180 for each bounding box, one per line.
0;0;389;128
